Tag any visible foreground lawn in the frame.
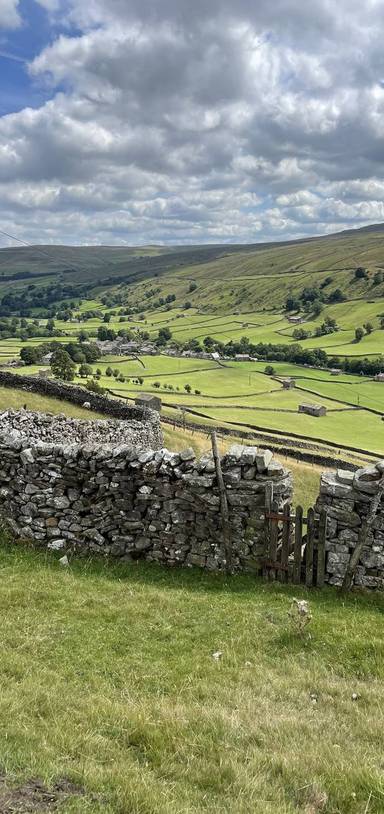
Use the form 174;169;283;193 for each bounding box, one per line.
0;547;384;813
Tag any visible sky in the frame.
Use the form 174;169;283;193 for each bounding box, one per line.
0;0;384;246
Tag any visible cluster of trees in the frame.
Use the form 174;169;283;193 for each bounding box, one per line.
151;381;201;395
353;267;383;285
354;322;374;342
20;341;101;367
0;283;88;317
285;285;346;315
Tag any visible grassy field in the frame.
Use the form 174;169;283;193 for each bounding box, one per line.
0;385;106;419
9;351;383;454
0;545;383;813
1;225;384;458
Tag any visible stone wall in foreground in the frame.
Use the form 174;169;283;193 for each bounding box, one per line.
317;463;384;589
0;412;292;572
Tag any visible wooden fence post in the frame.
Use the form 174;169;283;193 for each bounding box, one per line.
263;482;273;578
293;505;303;585
269;499;279;580
305;508;315;588
280;502;291;583
211;431;232;575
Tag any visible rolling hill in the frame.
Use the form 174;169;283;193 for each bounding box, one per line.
1;223;384;312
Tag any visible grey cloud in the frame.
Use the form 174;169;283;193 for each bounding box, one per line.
0;0;384;243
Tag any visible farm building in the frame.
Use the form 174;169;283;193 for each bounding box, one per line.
287;315;304;324
374;373;384;382
135;393;162;413
330;368;342;375
298;403;327;417
281;378;295;389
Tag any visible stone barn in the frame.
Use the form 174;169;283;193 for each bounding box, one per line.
298;403;327;417
281;378;295;389
135;393;162;412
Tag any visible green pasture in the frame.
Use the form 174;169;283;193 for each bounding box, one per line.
1;547;384;813
196;405;383;454
0;386;105;419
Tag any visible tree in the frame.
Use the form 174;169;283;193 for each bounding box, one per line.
50;349;76;381
312;300;323;317
78;330;89;343
78;363;93;377
103;313;111;323
85;379;106;395
380;317;384;330
157;327;172;346
189;282;197;292
354;327;364;342
373;271;383;286
285;296;300;311
20;347;41;365
97;326;116;341
355;267;367;279
158;327;172;341
265;365;275;375
184;383;192;393
184;301;192;310
105;366;113;377
328;289;346;303
363;322;374;334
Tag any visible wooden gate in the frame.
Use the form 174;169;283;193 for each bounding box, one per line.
262;484;327;586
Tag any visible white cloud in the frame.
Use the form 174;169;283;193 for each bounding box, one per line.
1;0;384;243
0;0;21;29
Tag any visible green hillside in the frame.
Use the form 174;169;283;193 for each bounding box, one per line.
1;224;384;311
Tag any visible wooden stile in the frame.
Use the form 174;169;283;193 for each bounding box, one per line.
305;508;315;587
293;505;303;585
317;508;327;587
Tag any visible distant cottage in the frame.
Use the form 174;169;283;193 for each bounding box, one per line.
298;403;326;417
135;393;162;413
375;373;384;382
287;315;304;324
330;368;342;376
281;377;295;389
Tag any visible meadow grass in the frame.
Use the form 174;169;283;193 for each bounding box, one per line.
0;385;106;419
0;544;383;813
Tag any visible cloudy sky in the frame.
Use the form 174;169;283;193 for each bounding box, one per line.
0;0;384;246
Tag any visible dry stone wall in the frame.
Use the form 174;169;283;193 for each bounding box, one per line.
317;463;384;589
0;411;292;572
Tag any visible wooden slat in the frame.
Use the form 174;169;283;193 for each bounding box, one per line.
269;499;279;581
317;508;327;587
305;508;315;588
265;511;292;522
293;505;303;584
263;482;273;578
280;503;291;582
